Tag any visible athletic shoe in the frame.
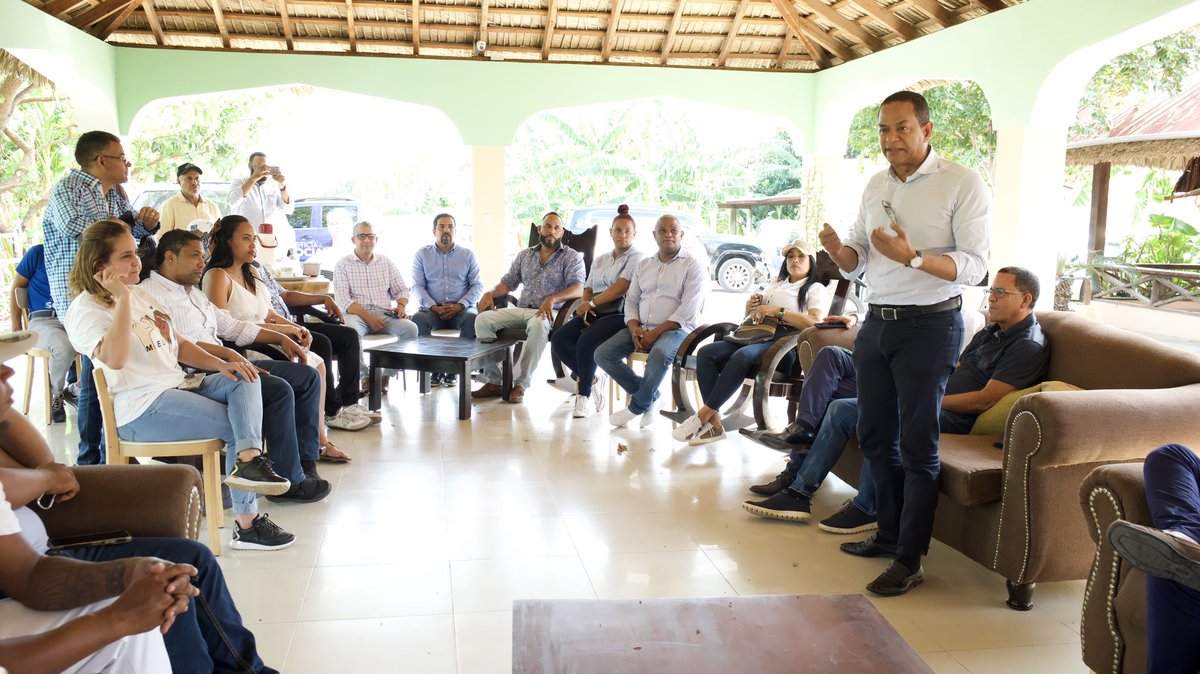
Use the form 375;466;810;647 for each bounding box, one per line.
230;513;296;551
343;404;382;424
429;372;444;387
639;398;662;428
51;394;66;423
267;477;332;504
224;455;291;496
742;489;812;522
672;415;703;442
688;423;726;446
610;407;637;427
589;383;605;413
818;499;879;535
62;386;79;409
325;407;371;431
442;374;458;388
571;394;593;418
549;375;577;394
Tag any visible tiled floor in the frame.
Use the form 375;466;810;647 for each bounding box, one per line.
35;372;1091;674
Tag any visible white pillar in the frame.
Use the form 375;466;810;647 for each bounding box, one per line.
471;145;507;285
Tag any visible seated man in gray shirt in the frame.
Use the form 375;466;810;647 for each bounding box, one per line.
596;215;707;429
473;212;585;404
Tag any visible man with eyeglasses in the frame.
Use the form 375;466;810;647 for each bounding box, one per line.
744;267;1048;542
158;163;221;235
818;90;991;596
334;222;418;384
42;131;160;466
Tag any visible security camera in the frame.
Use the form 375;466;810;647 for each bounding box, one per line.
475;40;487;53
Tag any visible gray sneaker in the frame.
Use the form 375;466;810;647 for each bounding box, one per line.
225;455;291;496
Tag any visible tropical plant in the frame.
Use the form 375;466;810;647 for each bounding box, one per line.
128;93;270;183
1120;215;1200;264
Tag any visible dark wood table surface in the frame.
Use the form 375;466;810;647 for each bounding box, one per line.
512;594;932;674
365;336;515;420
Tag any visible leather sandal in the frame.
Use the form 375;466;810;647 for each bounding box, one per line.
319;441;352;463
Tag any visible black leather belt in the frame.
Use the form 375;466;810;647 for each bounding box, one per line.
869;295;962;321
28;310;56;319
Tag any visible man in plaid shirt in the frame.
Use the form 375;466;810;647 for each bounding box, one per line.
42;131;160;465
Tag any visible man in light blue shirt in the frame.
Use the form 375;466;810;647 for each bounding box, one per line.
596;215;707;429
411;213;483;386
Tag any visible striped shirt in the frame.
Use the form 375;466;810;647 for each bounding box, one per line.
499;245;586;309
411;244;484;309
42;169;153;311
334;252;410;314
625;250;707;332
585;248;645;314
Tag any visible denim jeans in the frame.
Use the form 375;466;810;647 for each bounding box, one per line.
253;360;321;470
695;338;796;410
55;537;278;674
76;356;106;465
475;307;551;390
785;398;876;515
118;375;264;516
594;328;688;415
412;307;478;339
550;313;626;395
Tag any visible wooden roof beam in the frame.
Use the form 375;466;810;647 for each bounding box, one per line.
845;0;915;40
973;0;1006;12
717;0;751;66
140;0;166;44
346;0;357;51
795;0;880;52
905;0;957;28
411;0;421;54
209;0;231;47
41;0;90;18
774;27;794;69
541;0;557;60
600;0;624;62
70;0;135;29
479;0;489;48
660;0;686;63
277;0;294;49
93;0;140;37
770;0;849;63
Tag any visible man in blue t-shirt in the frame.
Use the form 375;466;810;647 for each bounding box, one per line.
11;244;76;422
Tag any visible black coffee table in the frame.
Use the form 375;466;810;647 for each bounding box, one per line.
365;336;514;420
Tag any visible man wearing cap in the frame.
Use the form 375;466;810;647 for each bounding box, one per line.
227;152;296;263
159;163;221;235
42;131;160;466
819;90;990;596
10;245;77;423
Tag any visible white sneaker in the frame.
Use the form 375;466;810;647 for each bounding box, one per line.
688;423;727;446
639;398;662;428
589;384;606;414
549;375;577;394
572;394;594;418
325;407;371;431
343;404;382;424
610;407;637;427
672;414;704;442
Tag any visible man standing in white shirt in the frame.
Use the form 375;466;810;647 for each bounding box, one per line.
226;152;296;263
159;163;221;234
820;90;990;596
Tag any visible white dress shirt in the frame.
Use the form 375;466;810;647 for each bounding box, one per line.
625;250;708;332
140;271;262;347
842;148;990;306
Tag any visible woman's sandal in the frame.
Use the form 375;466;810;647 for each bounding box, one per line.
319;441;353;463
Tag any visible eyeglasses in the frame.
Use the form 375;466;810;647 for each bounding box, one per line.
99;153;129;163
987;287;1024;298
355;233;377;241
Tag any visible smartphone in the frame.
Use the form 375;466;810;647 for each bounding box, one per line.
48;530;132;551
815;321;849;330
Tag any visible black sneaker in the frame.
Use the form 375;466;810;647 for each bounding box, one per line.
442;374;457;388
225;455;291;496
62;386;79;409
230;513;296;551
267;477;332;504
749;472;793;496
818;500;879;535
742;489;812;522
51;394;66;423
429;372;444;386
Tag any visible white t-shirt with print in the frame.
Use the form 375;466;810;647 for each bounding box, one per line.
761;277;831;316
66;286;187;426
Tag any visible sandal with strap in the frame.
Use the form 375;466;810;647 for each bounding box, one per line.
319;441;353;463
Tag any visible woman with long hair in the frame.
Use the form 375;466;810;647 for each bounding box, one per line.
674;240;831;446
201;216;361;461
549;205;645;418
65;219;296;550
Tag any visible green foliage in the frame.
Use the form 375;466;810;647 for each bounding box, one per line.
845;81;997;183
128;94;269;183
1120;214;1200;264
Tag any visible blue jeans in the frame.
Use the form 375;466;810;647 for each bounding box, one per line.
119;375;265;516
53;537;277;673
550;313;626;395
253;360;322;468
695;337;797;410
412;307;477;339
595;328;688;415
76;356;106;465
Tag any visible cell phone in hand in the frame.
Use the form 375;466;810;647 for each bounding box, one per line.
48;530;132;551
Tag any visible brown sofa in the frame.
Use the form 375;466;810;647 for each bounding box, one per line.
794;310;1200;609
31;464;204;541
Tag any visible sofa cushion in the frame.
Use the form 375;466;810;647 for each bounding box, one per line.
939;434;1005;506
970;380;1083;436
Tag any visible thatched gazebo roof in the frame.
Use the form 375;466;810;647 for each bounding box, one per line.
1067;79;1200;170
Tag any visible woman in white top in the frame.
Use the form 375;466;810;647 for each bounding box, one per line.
65;219;296;550
549;205;646;419
675;240;832;446
200;216;359;461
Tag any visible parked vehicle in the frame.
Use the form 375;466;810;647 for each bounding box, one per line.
131;182;233;215
287;197;360;262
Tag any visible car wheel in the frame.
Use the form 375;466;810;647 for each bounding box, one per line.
717;257;755;293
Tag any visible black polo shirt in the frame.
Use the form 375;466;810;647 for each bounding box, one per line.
945;313;1050;397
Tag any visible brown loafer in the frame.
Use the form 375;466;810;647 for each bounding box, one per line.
472;383;503;399
1109;520;1200;592
505;385;526;404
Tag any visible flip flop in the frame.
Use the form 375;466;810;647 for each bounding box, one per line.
319;441;352;463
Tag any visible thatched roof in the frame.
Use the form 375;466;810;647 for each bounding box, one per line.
1067;80;1200;170
21;0;1021;72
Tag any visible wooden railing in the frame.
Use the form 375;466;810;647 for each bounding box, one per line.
1089;263;1200;308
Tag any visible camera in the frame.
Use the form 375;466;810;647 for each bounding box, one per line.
475;40;487;53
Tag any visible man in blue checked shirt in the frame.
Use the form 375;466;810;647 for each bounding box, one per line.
473;212;585;404
411;213;483;387
42;131;160;465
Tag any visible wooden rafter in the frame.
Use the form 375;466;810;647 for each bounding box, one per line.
660;0;686;63
973;0;1006;12
411;0;421;55
792;24;828;68
770;0;850;63
40;0;89;17
795;0;881;52
70;0;135;29
775;27;794;69
600;0;624;62
846;0;915;40
541;0;558;60
209;0;230;48
94;0;140;38
346;0;357;51
717;0;751;66
907;0;956;28
140;0;165;44
479;0;489;49
277;0;294;50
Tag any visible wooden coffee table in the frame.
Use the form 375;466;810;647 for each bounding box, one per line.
512;594;932;674
365;337;514;420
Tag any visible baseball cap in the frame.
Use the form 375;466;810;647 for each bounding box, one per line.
256;223;278;249
781;240;811;258
0;331;39;363
176;163;203;178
